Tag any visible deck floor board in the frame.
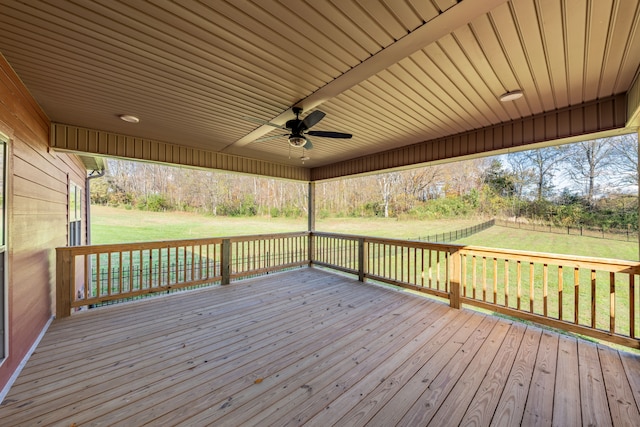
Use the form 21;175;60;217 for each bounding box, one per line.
1;268;639;426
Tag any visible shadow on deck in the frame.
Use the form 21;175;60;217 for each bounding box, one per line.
1;268;639;425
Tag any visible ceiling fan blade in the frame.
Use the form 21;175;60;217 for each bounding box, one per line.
303;138;313;150
254;133;289;142
242;116;286;130
301;110;325;130
307;130;352;139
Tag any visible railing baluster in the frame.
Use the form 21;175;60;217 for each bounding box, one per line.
504;259;509;307
574;267;579;324
630;274;635;339
413;247;417;286
591;270;597;329
119;251;123;294
149;249;154;288
529;262;534;313
428;249;433;288
482;257;487;302
107;252;112;296
516;260;521;310
96;252;101;296
558;265;563;321
472;256;477;299
84;254;89;302
543;263;548;317
610;271;615;333
436;251;441;291
130;250;134;292
492;258;497;304
462;254;467;297
421;247;425;287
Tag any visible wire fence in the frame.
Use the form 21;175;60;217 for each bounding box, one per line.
412;219;495;243
495;219;639;242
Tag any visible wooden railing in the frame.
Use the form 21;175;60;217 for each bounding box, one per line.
57;231;640;348
456;246;640;348
310;233;640;349
56;232;308;318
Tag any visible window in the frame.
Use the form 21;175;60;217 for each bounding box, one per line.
69;182;82;246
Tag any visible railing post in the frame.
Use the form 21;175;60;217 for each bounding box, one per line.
308;232;315;267
358;237;367;282
449;249;461;309
56;248;72;318
221;239;231;285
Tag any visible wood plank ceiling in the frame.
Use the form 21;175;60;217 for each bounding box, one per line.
0;0;639;180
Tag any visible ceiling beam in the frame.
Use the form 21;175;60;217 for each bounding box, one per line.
50;123;310;181
311;95;629;181
228;0;509;150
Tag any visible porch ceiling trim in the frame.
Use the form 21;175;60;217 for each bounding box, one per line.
311;94;629;181
50;123;310;181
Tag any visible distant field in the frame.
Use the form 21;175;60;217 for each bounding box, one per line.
91;205;638;260
90;206;482;243
458;225;639;261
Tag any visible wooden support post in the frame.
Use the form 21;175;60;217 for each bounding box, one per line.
56;248;72;318
308;182;315;232
221;239;231;285
308;232;315;267
358;237;367;282
308;182;315;268
449;249;461;309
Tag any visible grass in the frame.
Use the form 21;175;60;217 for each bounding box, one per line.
457;225;639;261
91;206;639;260
90;206;485;244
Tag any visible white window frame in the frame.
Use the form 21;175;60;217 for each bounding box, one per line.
69;182;82;246
0;132;9;364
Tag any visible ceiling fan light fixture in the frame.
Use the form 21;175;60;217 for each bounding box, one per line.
499;90;523;102
289;135;306;147
119;114;140;123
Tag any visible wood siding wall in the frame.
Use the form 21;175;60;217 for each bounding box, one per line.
0;55;87;391
311;95;628;181
50;124;311;182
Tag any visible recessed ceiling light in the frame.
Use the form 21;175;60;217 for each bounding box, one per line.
119;114;140;123
499;90;523;102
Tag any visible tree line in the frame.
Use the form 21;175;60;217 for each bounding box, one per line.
91;134;639;230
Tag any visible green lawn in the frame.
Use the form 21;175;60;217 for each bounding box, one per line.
91;206;638;261
91;206;485;244
457;225;639;261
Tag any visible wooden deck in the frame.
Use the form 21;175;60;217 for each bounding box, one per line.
1;268;639;426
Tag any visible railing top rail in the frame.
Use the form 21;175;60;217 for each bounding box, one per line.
458;244;640;273
56;231;310;255
228;231;308;242
311;231;462;252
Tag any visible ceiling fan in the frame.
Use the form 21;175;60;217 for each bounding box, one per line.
244;107;352;150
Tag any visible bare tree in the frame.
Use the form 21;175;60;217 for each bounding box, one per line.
508;146;567;200
441;158;488;196
609;133;638;187
564;139;615;205
377;172;401;218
